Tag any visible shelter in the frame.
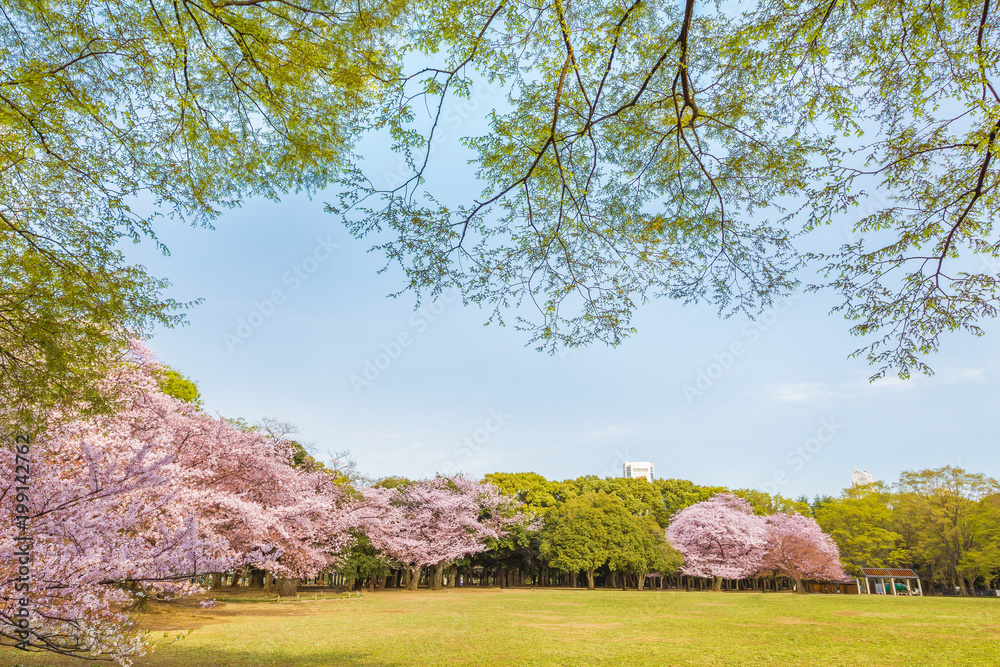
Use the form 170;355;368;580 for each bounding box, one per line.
857;568;922;596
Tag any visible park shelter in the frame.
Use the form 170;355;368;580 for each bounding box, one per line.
857;568;922;596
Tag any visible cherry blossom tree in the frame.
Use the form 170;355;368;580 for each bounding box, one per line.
0;342;353;663
760;513;848;593
666;494;767;591
360;477;523;590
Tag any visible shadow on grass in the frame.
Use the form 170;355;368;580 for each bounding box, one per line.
1;647;402;667
149;647;404;667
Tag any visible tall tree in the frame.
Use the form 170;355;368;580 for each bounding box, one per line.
666;493;767;590
895;467;1000;596
760;513;847;593
360;476;522;590
0;342;354;659
539;492;671;590
814;482;908;576
611;514;683;591
540;493;624;590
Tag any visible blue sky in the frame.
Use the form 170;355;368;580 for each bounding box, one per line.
122;70;997;498
125;184;999;499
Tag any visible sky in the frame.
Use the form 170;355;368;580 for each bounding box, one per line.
124;182;1000;501
121;72;999;499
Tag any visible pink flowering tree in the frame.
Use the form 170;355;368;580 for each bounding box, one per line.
0;342;352;663
666;493;767;591
760;513;848;593
360;476;523;590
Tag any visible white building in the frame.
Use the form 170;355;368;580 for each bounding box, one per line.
623;461;654;482
852;466;874;487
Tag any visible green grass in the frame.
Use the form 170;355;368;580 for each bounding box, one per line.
5;588;1000;666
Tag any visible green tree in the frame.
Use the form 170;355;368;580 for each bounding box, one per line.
339;534;393;591
814;482;909;577
2;0;403;419
153;365;202;408
654;478;722;519
895;467;1000;596
541;493;620;590
540;492;672;590
339;0;1000;378
611;514;683;591
571;476;672;527
0;239;184;429
485;472;577;513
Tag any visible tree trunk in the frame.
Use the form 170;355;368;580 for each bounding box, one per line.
570;571;577;589
248;568;265;588
793;574;806;594
263;571;275;593
276;577;298;597
432;562;445;590
637;573;646;591
586;568;595;590
448;565;457;588
407;565;421;590
712;576;723;591
210;572;223;589
230;571;242;588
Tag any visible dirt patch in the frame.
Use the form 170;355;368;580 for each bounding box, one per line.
137;597;344;632
770;616;830;626
830;610;892;618
507;612;563;622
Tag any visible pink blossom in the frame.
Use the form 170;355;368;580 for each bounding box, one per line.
0;342;353;662
760;512;848;583
666;494;767;580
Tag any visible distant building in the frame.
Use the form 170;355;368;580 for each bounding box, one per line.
623;461;654;482
852;466;874;487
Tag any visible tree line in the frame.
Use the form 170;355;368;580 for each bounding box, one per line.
2;347;998;663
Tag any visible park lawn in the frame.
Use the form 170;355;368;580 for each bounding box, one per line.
4;588;1000;667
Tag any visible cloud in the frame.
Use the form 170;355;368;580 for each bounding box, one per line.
869;367;986;392
763;368;987;404
762;382;844;403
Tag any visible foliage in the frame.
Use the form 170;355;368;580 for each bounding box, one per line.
814;482;909;576
337;533;394;585
337;0;1000;377
760;512;848;589
153;366;202;408
359;476;523;587
894;467;1000;595
0;343;353;662
539;492;675;589
666;493;768;584
484;472;577;514
0;0;404;419
0;238;185;429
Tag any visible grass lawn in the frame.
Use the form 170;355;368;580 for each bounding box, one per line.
4;588;1000;666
